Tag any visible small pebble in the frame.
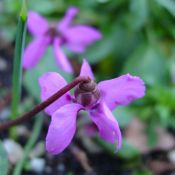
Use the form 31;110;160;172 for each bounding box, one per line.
0;108;10;120
30;158;45;173
3;139;23;164
0;57;7;71
57;163;65;172
168;149;175;164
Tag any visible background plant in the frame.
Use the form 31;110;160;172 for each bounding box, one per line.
0;0;175;175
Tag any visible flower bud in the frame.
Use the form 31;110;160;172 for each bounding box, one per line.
74;80;100;107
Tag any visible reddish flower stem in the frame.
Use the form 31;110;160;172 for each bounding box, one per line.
0;76;90;131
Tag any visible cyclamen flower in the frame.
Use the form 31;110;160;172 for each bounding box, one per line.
39;60;145;154
23;7;101;72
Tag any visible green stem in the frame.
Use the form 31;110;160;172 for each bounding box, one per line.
12;16;26;118
11;0;27;138
13;116;43;175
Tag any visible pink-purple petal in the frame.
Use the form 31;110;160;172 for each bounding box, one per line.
80;59;94;80
46;103;82;154
98;74;146;110
90;102;122;150
66;43;86;53
39;72;71;115
65;25;102;53
27;11;49;36
58;7;79;31
23;37;49;69
53;38;73;73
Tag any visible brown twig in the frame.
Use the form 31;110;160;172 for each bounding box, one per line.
70;144;95;174
0;76;90;131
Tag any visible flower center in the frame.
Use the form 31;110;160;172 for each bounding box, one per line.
74;80;100;108
45;26;66;44
46;27;59;38
45;26;61;40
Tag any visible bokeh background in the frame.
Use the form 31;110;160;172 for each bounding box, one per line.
0;0;175;175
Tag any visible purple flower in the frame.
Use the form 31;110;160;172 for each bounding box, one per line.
39;60;145;154
23;7;102;72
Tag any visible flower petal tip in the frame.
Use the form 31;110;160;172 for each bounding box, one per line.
80;59;94;80
125;73;146;96
67;6;79;15
46;144;58;155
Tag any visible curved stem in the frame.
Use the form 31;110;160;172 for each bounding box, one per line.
0;76;90;131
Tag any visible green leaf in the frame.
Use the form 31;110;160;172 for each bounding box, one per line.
129;0;149;30
148;86;175;108
12;3;27;119
11;3;27;138
146;121;157;147
20;0;27;21
167;117;175;129
24;47;73;100
113;106;133;128
95;138;140;159
81;33;116;64
82;24;134;64
117;140;140;160
123;44;167;85
155;104;170;127
155;0;175;17
28;0;64;14
4;0;21;14
168;50;175;81
0;141;8;175
0;25;16;42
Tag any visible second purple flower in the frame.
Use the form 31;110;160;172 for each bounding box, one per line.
23;7;102;72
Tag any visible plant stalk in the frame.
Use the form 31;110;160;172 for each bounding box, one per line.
0;76;90;131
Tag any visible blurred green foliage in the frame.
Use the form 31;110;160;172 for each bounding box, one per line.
0;141;8;175
1;0;175;162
